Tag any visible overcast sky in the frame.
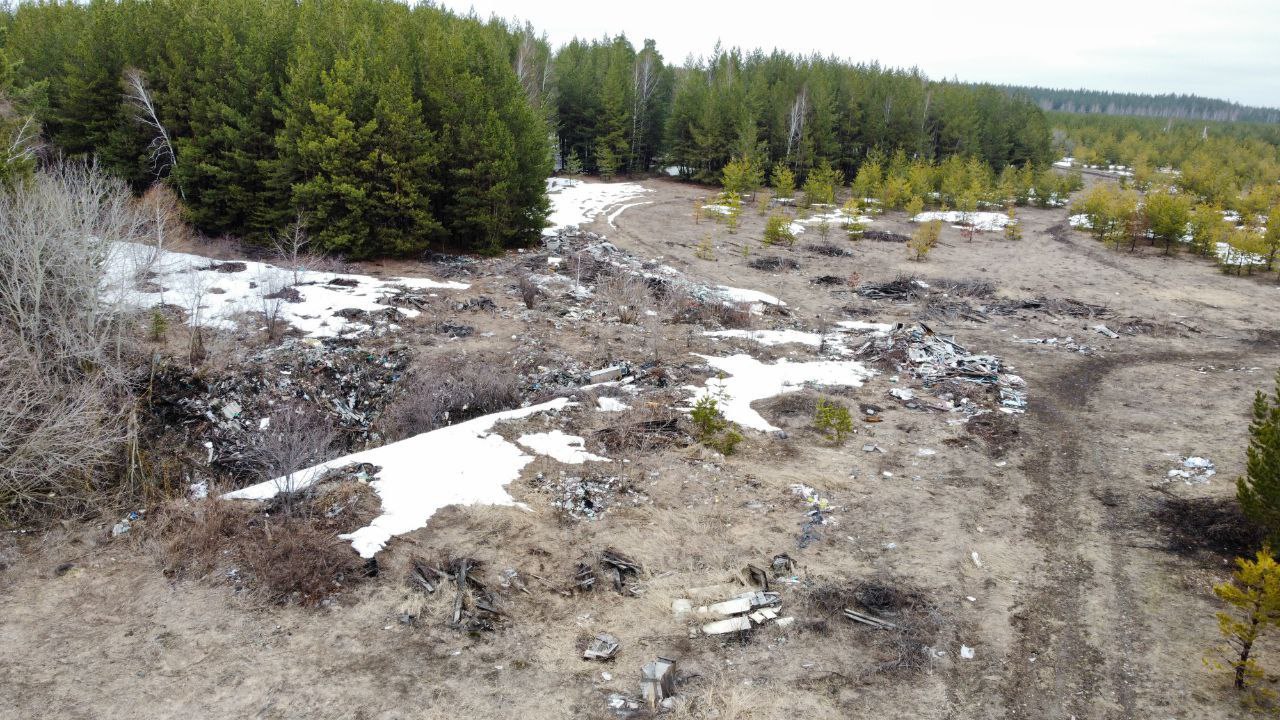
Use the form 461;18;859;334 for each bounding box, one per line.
434;0;1280;108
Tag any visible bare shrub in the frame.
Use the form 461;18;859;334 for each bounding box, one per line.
152;496;369;606
596;269;649;324
517;274;540;309
248;402;337;515
0;163;152;520
674;298;756;329
383;353;522;439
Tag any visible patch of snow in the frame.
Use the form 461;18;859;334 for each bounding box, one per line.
607;200;654;228
715;285;785;307
704;321;893;356
225;398;572;557
102;242;467;338
1053;157;1075;169
544;178;649;235
836;320;894;336
704;328;823;347
516;430;610;464
686;353;876;432
1068;214;1091;229
912;211;1012;232
596;397;630;412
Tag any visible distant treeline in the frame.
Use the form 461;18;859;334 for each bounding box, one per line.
560;42;1053;184
0;0;1052;257
1050;113;1280;212
1001;85;1280;124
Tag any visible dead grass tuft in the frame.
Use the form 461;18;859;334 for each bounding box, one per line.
382;352;522;440
148;491;372;607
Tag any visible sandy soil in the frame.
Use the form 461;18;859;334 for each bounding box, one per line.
2;177;1279;719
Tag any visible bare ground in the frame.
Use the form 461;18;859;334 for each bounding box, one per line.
2;177;1279;719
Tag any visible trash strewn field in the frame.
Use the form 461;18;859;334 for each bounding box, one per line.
3;177;1279;720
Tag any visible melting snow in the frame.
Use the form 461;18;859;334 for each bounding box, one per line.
715;285;786;307
517;430;610;464
103;241;467;338
703;321;893;356
545;178;649;235
225;399;572;557
607;201;654;227
687;353;876;432
597;397;630;412
912;211;1013;232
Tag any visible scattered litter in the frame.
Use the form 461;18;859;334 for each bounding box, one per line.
960;645;975;660
1165;456;1217;485
601;549;643;595
971;551;983;568
1093;324;1120;339
1016;336;1095;354
584;633;620;661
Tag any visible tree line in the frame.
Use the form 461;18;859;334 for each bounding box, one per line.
0;0;1056;258
0;0;551;257
1001;85;1280;124
1053;113;1280;216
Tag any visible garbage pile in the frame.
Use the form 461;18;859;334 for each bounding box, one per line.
1165;456;1217;485
541;471;648;520
150;337;410;478
856;323;1027;414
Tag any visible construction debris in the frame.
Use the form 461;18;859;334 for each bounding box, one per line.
1093;324;1120;339
600;549;643;595
445;557;500;631
856;322;1026;414
640;657;677;708
843;607;899;630
409;558;443;593
584;633;620;661
150;338;410;478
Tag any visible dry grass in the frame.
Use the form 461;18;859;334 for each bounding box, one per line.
382;351;522;440
148;491;373;606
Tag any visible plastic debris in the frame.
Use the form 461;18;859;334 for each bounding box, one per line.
584;633;620;660
1165;456;1216;484
960;645;976;660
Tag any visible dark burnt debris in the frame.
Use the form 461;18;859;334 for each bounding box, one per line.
147;338;410;480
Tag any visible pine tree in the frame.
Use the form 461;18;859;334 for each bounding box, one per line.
1238;370;1280;546
1210;549;1280;690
